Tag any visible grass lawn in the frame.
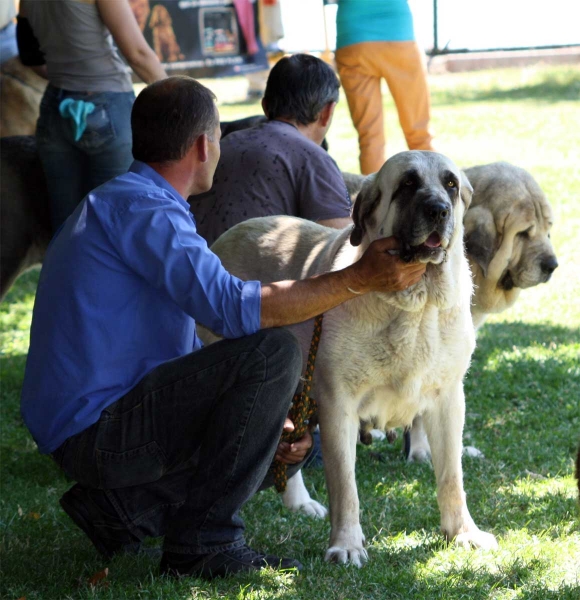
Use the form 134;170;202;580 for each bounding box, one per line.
1;64;579;599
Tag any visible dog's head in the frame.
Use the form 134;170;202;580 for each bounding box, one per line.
463;162;557;290
350;151;472;264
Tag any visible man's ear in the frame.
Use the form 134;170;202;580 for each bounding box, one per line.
319;101;336;128
261;97;269;118
194;133;209;163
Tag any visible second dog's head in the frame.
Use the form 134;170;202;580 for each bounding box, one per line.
350;151;473;264
463;162;557;290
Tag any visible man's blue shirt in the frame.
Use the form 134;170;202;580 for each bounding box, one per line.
21;161;262;454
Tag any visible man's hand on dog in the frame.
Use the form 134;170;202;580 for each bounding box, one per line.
275;418;313;464
351;236;426;294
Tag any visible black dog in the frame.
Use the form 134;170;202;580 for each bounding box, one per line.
0;135;50;300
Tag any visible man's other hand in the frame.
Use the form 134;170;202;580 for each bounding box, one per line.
275;418;313;464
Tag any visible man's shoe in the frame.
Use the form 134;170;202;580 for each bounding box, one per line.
160;545;303;579
60;484;141;559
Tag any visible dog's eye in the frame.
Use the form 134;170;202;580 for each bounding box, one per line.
405;179;413;186
518;228;531;239
447;181;456;188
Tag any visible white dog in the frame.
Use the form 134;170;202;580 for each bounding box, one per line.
203;151;498;566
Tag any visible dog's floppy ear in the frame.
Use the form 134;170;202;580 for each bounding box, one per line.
459;171;473;210
350;174;380;246
463;206;497;277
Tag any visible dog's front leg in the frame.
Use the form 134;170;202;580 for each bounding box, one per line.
423;382;498;550
319;397;367;567
282;469;328;519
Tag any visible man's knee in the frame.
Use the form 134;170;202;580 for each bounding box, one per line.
257;328;302;376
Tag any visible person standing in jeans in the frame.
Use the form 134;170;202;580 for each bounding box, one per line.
16;0;167;232
334;0;434;175
20;76;426;580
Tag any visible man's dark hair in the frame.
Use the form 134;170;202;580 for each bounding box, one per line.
263;54;340;126
132;76;218;164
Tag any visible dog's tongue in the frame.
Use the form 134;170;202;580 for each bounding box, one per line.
424;232;441;248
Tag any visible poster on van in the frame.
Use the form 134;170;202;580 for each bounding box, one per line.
129;0;268;77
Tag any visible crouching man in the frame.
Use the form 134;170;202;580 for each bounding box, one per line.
21;76;425;579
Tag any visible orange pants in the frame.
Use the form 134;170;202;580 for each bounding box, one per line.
335;41;434;175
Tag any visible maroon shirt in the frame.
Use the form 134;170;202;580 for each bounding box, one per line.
189;120;352;246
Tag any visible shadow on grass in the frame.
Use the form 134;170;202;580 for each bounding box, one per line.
1;445;63;487
431;72;580;106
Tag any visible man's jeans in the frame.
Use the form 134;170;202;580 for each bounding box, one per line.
52;329;303;555
36;84;135;231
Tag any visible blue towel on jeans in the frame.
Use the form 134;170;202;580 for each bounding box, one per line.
59;98;95;141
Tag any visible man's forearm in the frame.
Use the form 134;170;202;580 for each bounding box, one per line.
260;267;360;329
259;236;428;329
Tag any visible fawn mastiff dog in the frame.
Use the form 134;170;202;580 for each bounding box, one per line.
203;151;498;565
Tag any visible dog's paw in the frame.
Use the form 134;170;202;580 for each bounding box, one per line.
326;527;367;566
463;445;484;458
369;429;386;441
281;473;328;519
407;447;432;463
453;529;498;550
293;499;328;519
282;471;328;519
325;545;368;567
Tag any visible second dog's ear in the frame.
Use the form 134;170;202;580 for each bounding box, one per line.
460;171;474;210
350;174;380;246
464;206;496;277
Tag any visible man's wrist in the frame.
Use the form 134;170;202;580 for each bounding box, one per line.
342;264;368;296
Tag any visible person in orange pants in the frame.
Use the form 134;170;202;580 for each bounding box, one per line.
334;0;434;175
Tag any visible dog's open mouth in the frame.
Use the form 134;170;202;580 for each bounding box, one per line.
400;232;447;264
423;232;442;248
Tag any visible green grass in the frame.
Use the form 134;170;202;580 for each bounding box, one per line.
1;64;579;599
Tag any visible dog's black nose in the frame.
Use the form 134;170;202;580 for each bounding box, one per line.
424;200;450;223
540;256;558;274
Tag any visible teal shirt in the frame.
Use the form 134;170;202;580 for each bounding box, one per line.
336;0;415;49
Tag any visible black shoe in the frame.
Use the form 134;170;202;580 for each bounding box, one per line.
160;545;303;579
60;484;142;559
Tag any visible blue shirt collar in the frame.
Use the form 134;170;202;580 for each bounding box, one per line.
129;160;190;211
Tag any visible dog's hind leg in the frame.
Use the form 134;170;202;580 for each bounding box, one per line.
282;470;327;519
423;382;498;550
